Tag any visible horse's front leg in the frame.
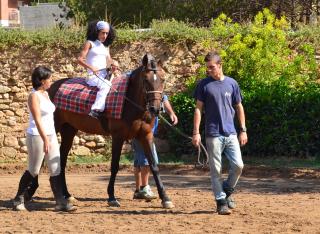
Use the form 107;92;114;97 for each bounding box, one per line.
142;139;174;209
107;137;124;207
59;123;78;200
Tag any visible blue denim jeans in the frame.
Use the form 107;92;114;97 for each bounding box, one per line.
132;139;159;167
206;134;244;200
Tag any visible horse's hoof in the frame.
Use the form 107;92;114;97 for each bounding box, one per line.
67;196;78;203
162;201;174;209
108;199;121;207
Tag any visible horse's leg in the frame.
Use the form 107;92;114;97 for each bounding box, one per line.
107;137;124;207
141;139;174;209
59;123;78;199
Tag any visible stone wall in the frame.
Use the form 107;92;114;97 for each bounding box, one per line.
0;40;205;162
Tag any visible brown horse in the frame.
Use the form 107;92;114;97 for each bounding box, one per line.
48;54;174;208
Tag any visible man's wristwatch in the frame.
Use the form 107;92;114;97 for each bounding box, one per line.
239;126;247;132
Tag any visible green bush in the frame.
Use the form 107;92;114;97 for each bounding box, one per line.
168;9;320;158
0;27;84;50
0;20;209;49
243;82;320;157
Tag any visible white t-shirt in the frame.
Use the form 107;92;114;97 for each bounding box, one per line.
27;90;56;136
86;39;110;77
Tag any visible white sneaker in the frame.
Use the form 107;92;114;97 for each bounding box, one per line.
13;201;26;211
141;185;157;200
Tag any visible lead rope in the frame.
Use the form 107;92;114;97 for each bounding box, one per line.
158;114;209;168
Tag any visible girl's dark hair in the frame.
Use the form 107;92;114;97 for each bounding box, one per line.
31;66;53;90
86;20;116;47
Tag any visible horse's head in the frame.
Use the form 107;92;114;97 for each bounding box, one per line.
139;53;165;116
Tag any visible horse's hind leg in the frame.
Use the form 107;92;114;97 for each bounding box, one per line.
141;139;174;209
59;123;78;199
107;137;124;207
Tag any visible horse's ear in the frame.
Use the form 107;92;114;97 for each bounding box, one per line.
142;53;156;68
142;54;149;67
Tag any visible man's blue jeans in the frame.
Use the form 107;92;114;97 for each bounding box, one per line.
206;134;244;200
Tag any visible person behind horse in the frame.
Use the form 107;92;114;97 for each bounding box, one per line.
77;20;116;119
13;66;76;212
107;60;178;200
192;51;248;215
133;96;178;200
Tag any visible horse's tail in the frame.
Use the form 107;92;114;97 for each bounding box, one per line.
48;78;70;100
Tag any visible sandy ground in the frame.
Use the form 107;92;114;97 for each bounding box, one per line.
0;164;320;234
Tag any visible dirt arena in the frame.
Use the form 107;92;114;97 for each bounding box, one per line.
0;164;319;234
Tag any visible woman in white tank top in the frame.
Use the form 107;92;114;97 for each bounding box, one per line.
78;20;116;119
13;66;75;212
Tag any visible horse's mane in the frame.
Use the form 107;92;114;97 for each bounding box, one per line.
48;77;70;101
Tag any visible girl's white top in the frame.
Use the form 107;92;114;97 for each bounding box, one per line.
86;40;110;78
27;89;56;136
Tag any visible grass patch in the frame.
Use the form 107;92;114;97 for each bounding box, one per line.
67;154;320;169
1;155;319;170
0;159;18;164
68;154;109;164
67;152;187;165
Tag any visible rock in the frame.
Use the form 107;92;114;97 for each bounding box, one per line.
85;141;96;148
181;58;193;66
10;86;20;93
4;136;19;148
0;134;4;146
0;104;9;109
8;119;17;126
0;99;11;104
73;136;80;145
0;85;11;94
95;135;105;143
20;146;28;153
95;148;106;154
170;58;181;65
0;147;17;158
15;109;25;117
10;103;20;109
19;137;26;146
72;146;91;156
4;110;14;116
14;92;28;101
83;135;95;141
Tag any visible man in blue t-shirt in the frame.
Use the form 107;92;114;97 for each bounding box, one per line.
192;51;248;215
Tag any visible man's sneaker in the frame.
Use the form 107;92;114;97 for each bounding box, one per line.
141;185;157;200
216;199;231;215
223;181;236;209
133;190;145;199
133;185;157;200
226;196;236;209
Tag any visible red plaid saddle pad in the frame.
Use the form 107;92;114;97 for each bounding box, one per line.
54;75;129;119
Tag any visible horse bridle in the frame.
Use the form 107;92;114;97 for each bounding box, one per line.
142;67;164;113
